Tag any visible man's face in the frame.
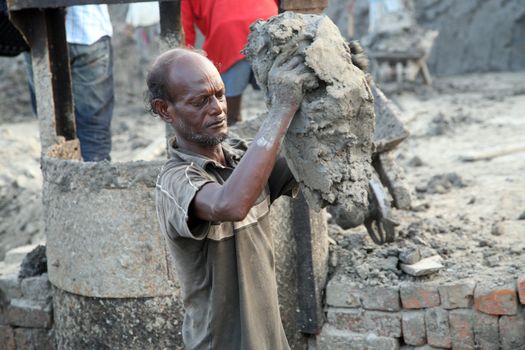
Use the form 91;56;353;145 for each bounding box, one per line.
166;55;228;147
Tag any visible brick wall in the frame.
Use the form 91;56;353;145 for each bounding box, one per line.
0;272;55;350
318;276;525;349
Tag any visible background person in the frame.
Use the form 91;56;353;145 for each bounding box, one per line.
182;0;278;125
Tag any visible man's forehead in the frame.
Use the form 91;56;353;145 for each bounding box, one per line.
168;55;223;93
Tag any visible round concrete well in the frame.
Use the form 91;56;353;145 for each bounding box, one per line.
42;156;184;348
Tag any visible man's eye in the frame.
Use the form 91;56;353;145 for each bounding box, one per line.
216;91;225;99
193;97;207;107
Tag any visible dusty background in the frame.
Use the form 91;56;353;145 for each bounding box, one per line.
0;1;524;288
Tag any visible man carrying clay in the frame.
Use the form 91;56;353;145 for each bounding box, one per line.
149;48;312;349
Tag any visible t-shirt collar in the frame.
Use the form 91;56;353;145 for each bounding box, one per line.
167;137;242;169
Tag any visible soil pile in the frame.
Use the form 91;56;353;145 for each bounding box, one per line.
244;12;375;223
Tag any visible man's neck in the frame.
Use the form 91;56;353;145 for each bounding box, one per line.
176;138;226;166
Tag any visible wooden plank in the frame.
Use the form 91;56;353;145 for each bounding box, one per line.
280;0;327;13
7;0;177;11
460;144;525;162
10;8;78;158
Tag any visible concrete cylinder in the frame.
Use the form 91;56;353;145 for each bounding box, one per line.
42;157;184;349
42;155;328;349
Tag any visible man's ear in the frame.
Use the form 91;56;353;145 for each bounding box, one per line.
153;99;174;123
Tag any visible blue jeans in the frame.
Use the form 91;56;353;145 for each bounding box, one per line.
221;59;259;97
26;36;114;161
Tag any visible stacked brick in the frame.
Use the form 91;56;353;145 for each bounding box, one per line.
0;273;55;350
318;275;525;349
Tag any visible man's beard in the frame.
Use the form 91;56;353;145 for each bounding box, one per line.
176;119;228;147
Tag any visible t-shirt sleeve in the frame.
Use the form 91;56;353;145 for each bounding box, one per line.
155;162;215;240
268;156;299;203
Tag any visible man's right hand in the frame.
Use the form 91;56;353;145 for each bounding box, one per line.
267;53;315;115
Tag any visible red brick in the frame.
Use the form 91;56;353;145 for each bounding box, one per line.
0;325;15;350
400;283;440;309
363;311;401;337
402;311;426;346
438;280;476;309
449;309;475;350
425;307;451;348
517;276;525;304
473;311;499;350
474;282;518;316
499;313;525;350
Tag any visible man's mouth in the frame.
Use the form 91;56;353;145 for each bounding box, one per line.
207;118;226;128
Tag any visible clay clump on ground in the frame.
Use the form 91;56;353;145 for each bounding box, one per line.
244;12;375;222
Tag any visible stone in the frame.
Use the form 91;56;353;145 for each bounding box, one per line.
0;273;22;303
473;311;499;350
14;328;55;350
20;273;51;302
317;325;400;350
363;311;402;337
3;244;39;266
6;299;52;328
449;309;475;350
400;283;440;309
400;255;443;276
361;286;400;311
399;247;421;265
474;282;518;316
438;280;476;309
518;276;525;304
402;311;426;346
18;245;47;279
0;325;15;350
425;307;451;349
499;313;525;350
325;278;361;308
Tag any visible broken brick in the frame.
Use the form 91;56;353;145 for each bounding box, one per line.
400;283;440;309
473;311;500;350
499;313;525;350
438;280;476;309
474;282;518;316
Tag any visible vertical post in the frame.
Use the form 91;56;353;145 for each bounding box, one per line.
292;192;321;335
158;0;183;144
10;8;76;155
159;0;183;52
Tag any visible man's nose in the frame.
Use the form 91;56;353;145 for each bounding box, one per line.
208;96;224;115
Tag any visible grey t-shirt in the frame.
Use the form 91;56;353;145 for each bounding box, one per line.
155;138;297;350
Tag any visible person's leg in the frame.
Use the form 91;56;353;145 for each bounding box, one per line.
69;36;114;161
221;59;252;125
225;95;242;125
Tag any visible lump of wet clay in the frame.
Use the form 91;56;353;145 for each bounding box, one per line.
244;12;375;220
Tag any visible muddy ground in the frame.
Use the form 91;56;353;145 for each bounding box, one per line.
0;5;524;287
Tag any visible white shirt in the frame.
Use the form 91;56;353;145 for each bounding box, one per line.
125;2;160;28
66;5;113;45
